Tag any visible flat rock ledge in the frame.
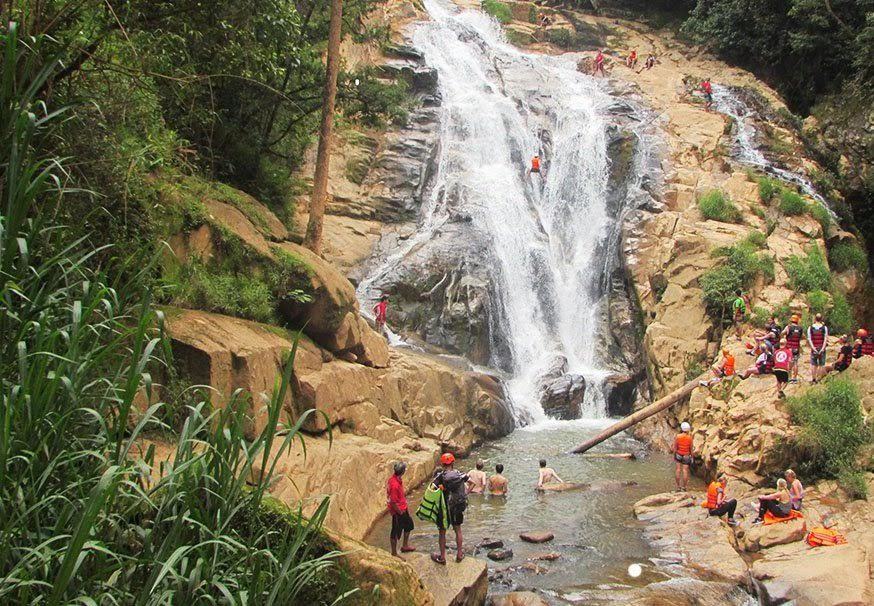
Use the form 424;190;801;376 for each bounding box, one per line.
405;553;489;606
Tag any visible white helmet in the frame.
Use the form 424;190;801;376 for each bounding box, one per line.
680;422;691;432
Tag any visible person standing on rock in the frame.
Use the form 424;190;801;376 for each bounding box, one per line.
752;478;792;524
593;49;606;76
781;314;804;383
705;473;738;525
700;77;713;110
536;459;564;489
373;294;389;335
387;462;416;557
466;460;487;495
732;289;749;339
807;313;829;383
786;469;804;511
672;422;693;492
432;453;468;565
772;338;793;399
488;463;508;496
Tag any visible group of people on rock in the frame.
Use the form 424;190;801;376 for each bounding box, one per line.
700;289;872;398
702;470;804;526
591;48;656;77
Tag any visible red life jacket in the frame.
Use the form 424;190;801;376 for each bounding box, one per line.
809;324;827;350
785;324;803;349
863;336;874;356
531;157;541;171
773;348;792;371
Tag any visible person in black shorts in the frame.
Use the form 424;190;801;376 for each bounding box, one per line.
826;335;853;374
431;453;469;565
386;461;415;556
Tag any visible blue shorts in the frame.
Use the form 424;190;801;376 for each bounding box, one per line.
810;350;826;366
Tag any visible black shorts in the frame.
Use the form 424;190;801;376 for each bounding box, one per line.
531;167;540;173
835;361;850;372
705;92;713;103
774;369;789;384
390;511;414;540
674;453;692;465
440;502;465;529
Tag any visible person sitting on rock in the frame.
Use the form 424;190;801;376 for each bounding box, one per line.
373;294;389;335
786;469;804;511
387;461;416;557
857;328;874;356
466;460;487;494
705;473;738;525
672;422;693;492
700;348;735;387
772;338;793;399
644;54;655;70
753;478;792;524
488;463;508;496
825;334;853;374
739;347;772;380
626;49;637;68
432;453;468;565
536;459;563;489
853;337;864;359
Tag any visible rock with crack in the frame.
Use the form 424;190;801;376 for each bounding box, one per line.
404;553;489;606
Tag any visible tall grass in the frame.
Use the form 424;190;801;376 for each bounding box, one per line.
1;24;349;604
698;189;741;223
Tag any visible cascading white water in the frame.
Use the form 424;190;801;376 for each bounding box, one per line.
712;84;827;206
359;0;622;424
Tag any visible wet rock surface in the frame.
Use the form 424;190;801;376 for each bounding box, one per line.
519;532;554;544
536;356;585;420
488;548;514;562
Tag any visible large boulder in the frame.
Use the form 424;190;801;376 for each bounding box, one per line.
740;517;806;552
405;553;488;606
488;592;548;606
752;543;872;605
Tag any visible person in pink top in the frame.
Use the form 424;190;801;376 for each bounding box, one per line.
594;49;606;76
373;294;389;335
387;461;415;556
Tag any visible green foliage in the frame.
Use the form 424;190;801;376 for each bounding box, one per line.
684;354;707;381
0;30;346;602
829;291;855;335
175;262;277;322
778;189;808;215
751;305;771;329
806;289;830;316
838;469;869;500
701;241;772;319
787;379;868;496
698;189;741;223
785;246;831;292
829;241;869;274
744;229;767;248
809;202;832;235
483;0;514;24
758;176;780;202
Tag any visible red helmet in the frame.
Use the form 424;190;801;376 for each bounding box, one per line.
857;329;868;338
440;452;455;466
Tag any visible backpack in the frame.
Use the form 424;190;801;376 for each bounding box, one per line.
806;527;847;547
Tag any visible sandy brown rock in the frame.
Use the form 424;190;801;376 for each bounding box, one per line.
488;592;548;606
741;518;806;552
519;532;554;544
405;552;489;606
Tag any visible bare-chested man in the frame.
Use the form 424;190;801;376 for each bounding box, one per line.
487;464;508;496
537;459;563;489
466;460;487;494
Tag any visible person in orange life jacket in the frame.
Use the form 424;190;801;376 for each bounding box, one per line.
753;478;792;524
431;452;469;565
705;473;738;525
700;349;735;387
387;461;416;557
672;422;693;492
626;49;637;68
528;154;544;177
772;338;793;399
781;314;804;382
807;313;829;383
700;77;713;109
373;294;389;334
825;335;853;374
786;469;804;511
857;328;874;356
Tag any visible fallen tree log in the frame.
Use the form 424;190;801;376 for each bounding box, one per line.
571;376;702;454
579;452;636;460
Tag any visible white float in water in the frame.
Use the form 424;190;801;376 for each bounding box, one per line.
627;563;642;578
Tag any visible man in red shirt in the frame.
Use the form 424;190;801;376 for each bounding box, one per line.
594;49;606;76
701;78;713;110
373;294;389;335
772;338;793;399
386;461;415;556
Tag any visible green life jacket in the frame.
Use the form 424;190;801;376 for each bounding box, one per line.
416;482;449;529
732;297;745;313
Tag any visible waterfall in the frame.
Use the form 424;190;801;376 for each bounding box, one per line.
711;84;827;206
359;0;630;424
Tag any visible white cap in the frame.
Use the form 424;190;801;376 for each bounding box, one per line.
680;422;691;432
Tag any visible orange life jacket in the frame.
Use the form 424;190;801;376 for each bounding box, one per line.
723;354;735;376
705;481;722;509
806;527;847;547
675;433;693;456
531;157;541;170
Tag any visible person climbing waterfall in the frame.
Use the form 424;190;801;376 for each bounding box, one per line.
700;77;713;110
528;154;544;178
705;473;738;525
387;462;416;557
700;348;735;387
781;314;804;382
807;313;829;383
672;422;693;492
752;478;792;524
373;294;389;335
772;338;793;399
431;453;469;565
536;459;564;490
732;289;749;339
488;463;508;496
466;460;487;495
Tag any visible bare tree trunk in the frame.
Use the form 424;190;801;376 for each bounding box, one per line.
304;0;343;254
